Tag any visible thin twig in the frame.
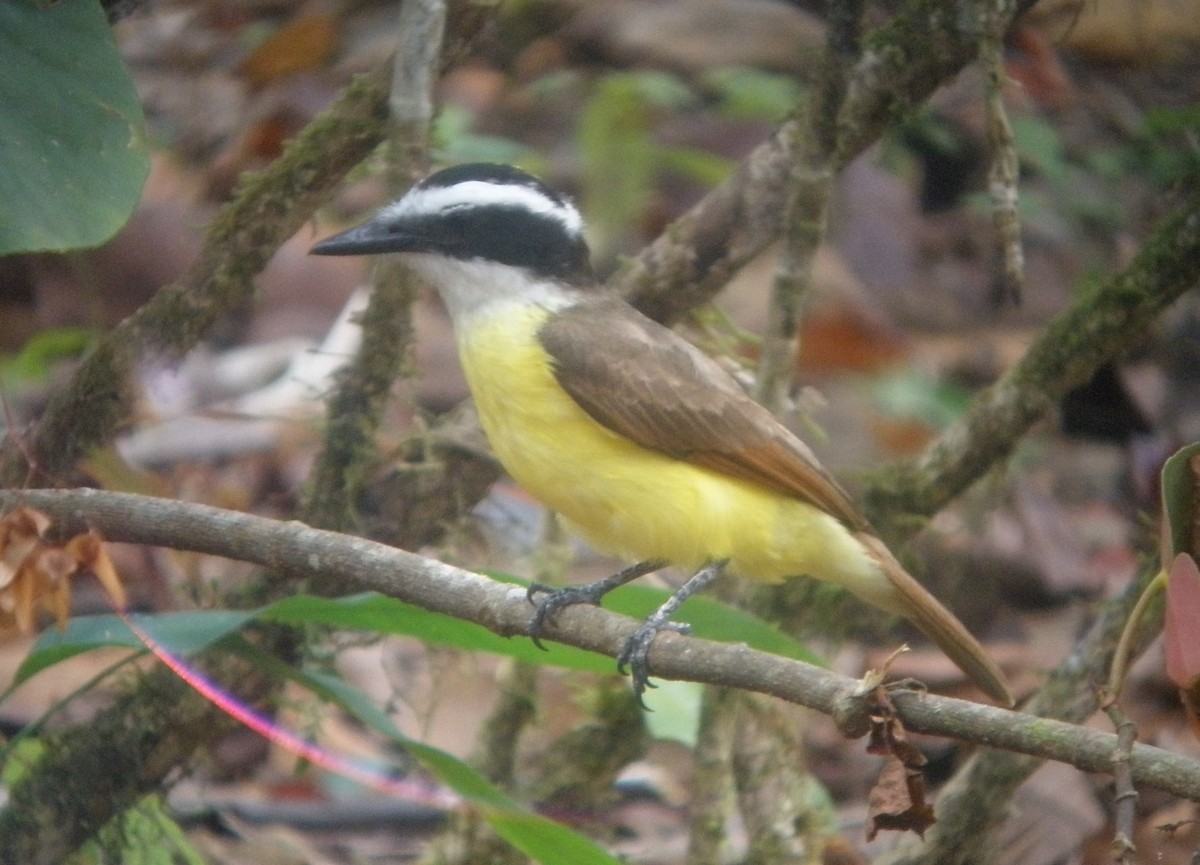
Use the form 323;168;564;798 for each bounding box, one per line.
1103;702;1140;864
753;0;864;411
300;0;445;539
981;1;1025;305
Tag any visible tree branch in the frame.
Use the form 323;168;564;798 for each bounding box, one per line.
3;487;1199;805
611;0;1038;324
863;182;1200;535
752;0;863;410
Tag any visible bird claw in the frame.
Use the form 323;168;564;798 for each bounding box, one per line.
617;620;692;705
526;581;612;650
525;561;666;652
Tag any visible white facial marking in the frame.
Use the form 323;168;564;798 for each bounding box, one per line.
382;180;583;235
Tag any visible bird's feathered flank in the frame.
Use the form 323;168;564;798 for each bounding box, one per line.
538;297;868;530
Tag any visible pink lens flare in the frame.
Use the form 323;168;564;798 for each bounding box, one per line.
119;610;461;810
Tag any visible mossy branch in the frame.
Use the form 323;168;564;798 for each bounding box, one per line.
299;0;447;538
612;0;1039;324
863;184;1200;536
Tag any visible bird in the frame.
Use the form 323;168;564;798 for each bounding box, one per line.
310;162;1013;707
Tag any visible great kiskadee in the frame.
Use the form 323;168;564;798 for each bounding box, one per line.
311;163;1013;707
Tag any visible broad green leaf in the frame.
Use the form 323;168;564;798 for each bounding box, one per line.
264;592;616;673
13;610;258;685
265;588;824;667
0;0;149;253
602;585;825;666
14;584;822;688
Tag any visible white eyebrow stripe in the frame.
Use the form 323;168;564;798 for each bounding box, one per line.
384;181;584;234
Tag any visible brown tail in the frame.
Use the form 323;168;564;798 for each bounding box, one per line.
856;533;1013;707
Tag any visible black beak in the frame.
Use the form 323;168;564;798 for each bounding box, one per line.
310;218;424;256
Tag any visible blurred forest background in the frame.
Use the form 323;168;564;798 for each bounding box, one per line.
1;0;1200;863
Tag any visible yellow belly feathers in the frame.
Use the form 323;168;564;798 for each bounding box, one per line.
456;301;880;597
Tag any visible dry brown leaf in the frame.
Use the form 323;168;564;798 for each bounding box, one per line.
0;507;51;589
865;687;935;840
0;508;126;633
866;755;936;840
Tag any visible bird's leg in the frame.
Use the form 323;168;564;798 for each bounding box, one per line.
527;559;667;650
618;559;729;703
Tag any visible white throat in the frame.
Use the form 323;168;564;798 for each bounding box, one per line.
403;254;580;325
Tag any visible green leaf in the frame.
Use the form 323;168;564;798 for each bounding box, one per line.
1010;115;1069;183
0;738;46;787
266;587;824;668
13;582;822;689
641;678;704;745
1161;442;1200;559
704;66;805;121
2;327;96;386
67;794;206;865
660;147;736;186
872;369;971;429
433;106;544;169
0;0;149;253
264;592;617;673
299;669;623;865
602;585;825;666
12;610;258;685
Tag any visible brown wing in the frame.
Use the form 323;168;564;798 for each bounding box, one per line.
538;297;869;531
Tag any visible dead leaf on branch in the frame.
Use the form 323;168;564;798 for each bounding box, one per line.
865;687;936;840
0;506;126;633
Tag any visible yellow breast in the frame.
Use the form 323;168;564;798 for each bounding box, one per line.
455;301;879;595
